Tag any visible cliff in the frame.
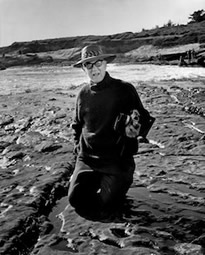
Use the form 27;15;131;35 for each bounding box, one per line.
0;20;205;68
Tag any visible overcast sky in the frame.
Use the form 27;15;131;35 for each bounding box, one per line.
0;0;204;47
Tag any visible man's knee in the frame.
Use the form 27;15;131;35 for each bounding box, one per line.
100;173;133;206
68;186;79;208
68;183;100;210
68;182;87;208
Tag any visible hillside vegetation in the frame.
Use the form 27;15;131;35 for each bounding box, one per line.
0;18;205;68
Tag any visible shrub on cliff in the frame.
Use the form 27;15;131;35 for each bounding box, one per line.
177;32;199;45
199;35;205;44
152;36;180;47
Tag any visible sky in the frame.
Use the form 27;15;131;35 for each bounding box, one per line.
0;0;204;47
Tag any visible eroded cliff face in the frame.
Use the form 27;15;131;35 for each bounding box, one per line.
1;20;205;68
0;42;204;69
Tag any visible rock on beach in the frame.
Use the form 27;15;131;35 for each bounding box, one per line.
0;81;205;254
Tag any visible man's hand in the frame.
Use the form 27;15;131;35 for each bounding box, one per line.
125;110;141;138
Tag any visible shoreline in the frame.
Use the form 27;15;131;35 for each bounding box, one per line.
1;63;205;98
0;80;205;254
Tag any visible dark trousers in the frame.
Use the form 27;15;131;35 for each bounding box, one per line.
68;156;135;216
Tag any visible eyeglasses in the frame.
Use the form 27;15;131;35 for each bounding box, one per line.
83;59;104;70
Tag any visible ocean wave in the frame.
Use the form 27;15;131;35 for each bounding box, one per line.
0;64;205;95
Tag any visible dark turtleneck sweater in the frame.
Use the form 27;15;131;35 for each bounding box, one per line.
72;72;153;161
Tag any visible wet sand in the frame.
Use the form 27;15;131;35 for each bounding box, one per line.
0;80;205;254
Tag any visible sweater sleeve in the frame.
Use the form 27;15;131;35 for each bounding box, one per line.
71;93;83;152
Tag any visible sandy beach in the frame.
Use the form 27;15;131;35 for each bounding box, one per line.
0;75;205;254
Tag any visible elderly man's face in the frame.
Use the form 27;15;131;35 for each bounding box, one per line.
83;59;107;84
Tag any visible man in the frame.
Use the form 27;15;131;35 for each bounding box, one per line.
68;44;155;218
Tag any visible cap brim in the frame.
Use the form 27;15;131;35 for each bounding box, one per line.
73;54;116;68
